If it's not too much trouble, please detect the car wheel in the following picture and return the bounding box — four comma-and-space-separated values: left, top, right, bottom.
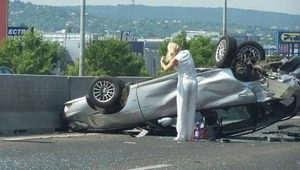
88, 76, 124, 108
232, 41, 265, 82
237, 41, 265, 64
214, 35, 237, 68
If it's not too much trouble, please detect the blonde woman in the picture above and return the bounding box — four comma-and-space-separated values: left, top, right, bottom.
160, 42, 198, 141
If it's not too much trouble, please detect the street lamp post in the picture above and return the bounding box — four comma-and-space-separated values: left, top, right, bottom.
79, 0, 86, 76
223, 0, 227, 35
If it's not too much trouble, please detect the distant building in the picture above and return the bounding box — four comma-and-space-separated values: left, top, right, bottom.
140, 38, 165, 76
247, 34, 261, 42
230, 34, 262, 44
43, 32, 95, 67
43, 32, 94, 43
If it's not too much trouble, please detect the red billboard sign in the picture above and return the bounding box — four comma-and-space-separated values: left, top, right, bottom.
0, 0, 8, 44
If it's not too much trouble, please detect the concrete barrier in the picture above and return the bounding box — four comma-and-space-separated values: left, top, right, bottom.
0, 74, 150, 136
68, 76, 96, 99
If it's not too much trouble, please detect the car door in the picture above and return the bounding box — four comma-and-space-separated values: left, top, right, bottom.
136, 73, 178, 121
195, 68, 257, 110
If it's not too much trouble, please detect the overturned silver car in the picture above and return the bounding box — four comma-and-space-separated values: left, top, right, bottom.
63, 35, 300, 138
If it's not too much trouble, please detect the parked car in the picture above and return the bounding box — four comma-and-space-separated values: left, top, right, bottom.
63, 35, 300, 138
0, 66, 14, 74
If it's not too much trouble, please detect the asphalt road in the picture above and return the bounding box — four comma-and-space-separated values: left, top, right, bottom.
0, 119, 299, 170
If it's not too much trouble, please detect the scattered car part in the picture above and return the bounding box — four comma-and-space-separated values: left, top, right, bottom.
158, 117, 173, 127
280, 56, 300, 75
69, 121, 89, 132
262, 130, 300, 141
277, 123, 300, 130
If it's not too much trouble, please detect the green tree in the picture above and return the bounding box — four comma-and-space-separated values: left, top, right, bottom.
0, 33, 64, 74
66, 39, 148, 76
65, 58, 85, 76
158, 31, 189, 56
158, 31, 216, 76
173, 31, 190, 50
189, 36, 216, 67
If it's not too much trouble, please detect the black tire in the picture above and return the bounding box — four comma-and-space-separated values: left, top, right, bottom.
104, 102, 124, 114
88, 76, 124, 108
215, 35, 237, 68
237, 41, 265, 64
232, 41, 266, 82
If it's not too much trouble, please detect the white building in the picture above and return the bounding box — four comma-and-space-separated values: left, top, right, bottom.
140, 38, 165, 76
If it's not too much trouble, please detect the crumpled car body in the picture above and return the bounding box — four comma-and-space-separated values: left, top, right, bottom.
63, 67, 300, 136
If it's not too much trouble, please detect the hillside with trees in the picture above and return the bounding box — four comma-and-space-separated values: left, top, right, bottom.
8, 0, 300, 39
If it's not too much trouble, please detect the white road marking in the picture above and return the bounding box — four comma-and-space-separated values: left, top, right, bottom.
128, 164, 172, 170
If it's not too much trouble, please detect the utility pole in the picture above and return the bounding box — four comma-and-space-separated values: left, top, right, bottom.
79, 0, 86, 76
223, 0, 227, 35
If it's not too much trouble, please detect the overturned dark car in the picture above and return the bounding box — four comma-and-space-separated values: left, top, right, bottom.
63, 35, 300, 139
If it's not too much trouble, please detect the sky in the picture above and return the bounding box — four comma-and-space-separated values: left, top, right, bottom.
19, 0, 300, 15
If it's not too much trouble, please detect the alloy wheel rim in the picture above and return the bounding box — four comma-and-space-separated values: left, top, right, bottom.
215, 40, 226, 62
93, 80, 115, 102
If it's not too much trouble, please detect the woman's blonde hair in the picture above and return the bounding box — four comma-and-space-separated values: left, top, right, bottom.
165, 42, 181, 62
